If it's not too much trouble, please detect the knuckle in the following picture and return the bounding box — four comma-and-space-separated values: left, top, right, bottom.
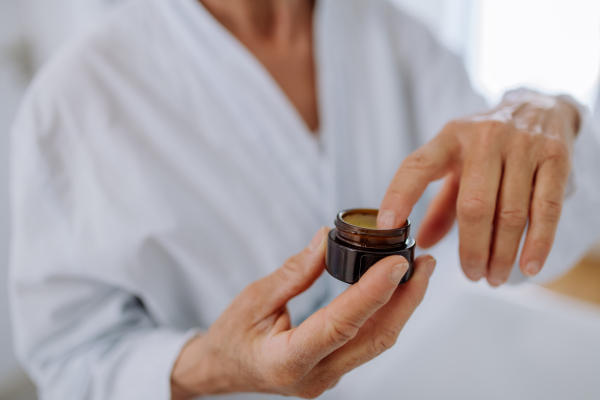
284, 254, 304, 274
442, 120, 462, 135
241, 281, 261, 302
372, 326, 400, 355
512, 129, 536, 149
528, 236, 553, 252
458, 196, 492, 222
277, 256, 305, 287
401, 151, 435, 172
444, 119, 460, 130
543, 139, 569, 165
534, 198, 562, 224
489, 120, 508, 131
481, 120, 508, 139
497, 207, 529, 229
327, 311, 361, 345
276, 264, 294, 284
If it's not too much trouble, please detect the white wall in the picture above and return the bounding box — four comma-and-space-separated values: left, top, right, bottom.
473, 0, 600, 105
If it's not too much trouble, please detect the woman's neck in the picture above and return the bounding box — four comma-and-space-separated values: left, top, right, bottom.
199, 0, 320, 133
199, 0, 314, 42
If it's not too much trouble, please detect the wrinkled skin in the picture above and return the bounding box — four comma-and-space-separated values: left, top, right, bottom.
378, 89, 579, 286
171, 228, 436, 399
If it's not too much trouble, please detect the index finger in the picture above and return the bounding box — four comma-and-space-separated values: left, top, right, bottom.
378, 132, 459, 229
286, 255, 409, 364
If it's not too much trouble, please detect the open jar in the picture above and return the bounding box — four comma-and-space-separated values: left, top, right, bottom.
326, 209, 415, 284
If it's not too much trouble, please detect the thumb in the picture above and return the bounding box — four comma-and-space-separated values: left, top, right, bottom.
254, 227, 329, 317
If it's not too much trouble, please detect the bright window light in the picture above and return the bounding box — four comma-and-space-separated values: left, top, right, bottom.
473, 0, 600, 105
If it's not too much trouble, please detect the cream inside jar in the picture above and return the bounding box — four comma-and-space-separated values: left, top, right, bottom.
342, 212, 378, 230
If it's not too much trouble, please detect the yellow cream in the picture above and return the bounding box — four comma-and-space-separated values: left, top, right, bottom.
342, 213, 378, 229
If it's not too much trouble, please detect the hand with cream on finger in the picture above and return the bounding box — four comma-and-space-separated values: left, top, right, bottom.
378, 89, 580, 286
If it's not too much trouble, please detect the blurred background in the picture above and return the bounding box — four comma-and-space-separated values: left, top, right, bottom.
0, 0, 599, 399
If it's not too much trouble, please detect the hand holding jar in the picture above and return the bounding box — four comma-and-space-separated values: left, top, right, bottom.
171, 228, 436, 399
378, 89, 580, 286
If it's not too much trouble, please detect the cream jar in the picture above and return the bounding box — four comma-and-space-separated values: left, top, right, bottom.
326, 209, 415, 284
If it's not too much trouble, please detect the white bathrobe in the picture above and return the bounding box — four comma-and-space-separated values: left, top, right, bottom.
9, 0, 600, 399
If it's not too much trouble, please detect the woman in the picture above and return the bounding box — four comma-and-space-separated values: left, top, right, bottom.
10, 0, 600, 399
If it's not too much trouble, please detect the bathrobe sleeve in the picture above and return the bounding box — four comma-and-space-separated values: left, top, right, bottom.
390, 8, 600, 283
10, 77, 196, 400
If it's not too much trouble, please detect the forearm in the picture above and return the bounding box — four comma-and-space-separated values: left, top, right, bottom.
170, 329, 268, 399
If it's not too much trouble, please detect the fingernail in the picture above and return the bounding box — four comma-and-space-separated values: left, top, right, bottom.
462, 261, 486, 281
487, 277, 503, 287
425, 259, 436, 278
377, 211, 396, 230
309, 227, 325, 252
390, 262, 408, 284
524, 261, 541, 277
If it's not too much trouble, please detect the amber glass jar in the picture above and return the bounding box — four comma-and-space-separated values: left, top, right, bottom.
326, 209, 415, 284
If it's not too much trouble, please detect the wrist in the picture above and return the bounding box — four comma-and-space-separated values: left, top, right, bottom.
171, 333, 257, 399
171, 335, 205, 400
